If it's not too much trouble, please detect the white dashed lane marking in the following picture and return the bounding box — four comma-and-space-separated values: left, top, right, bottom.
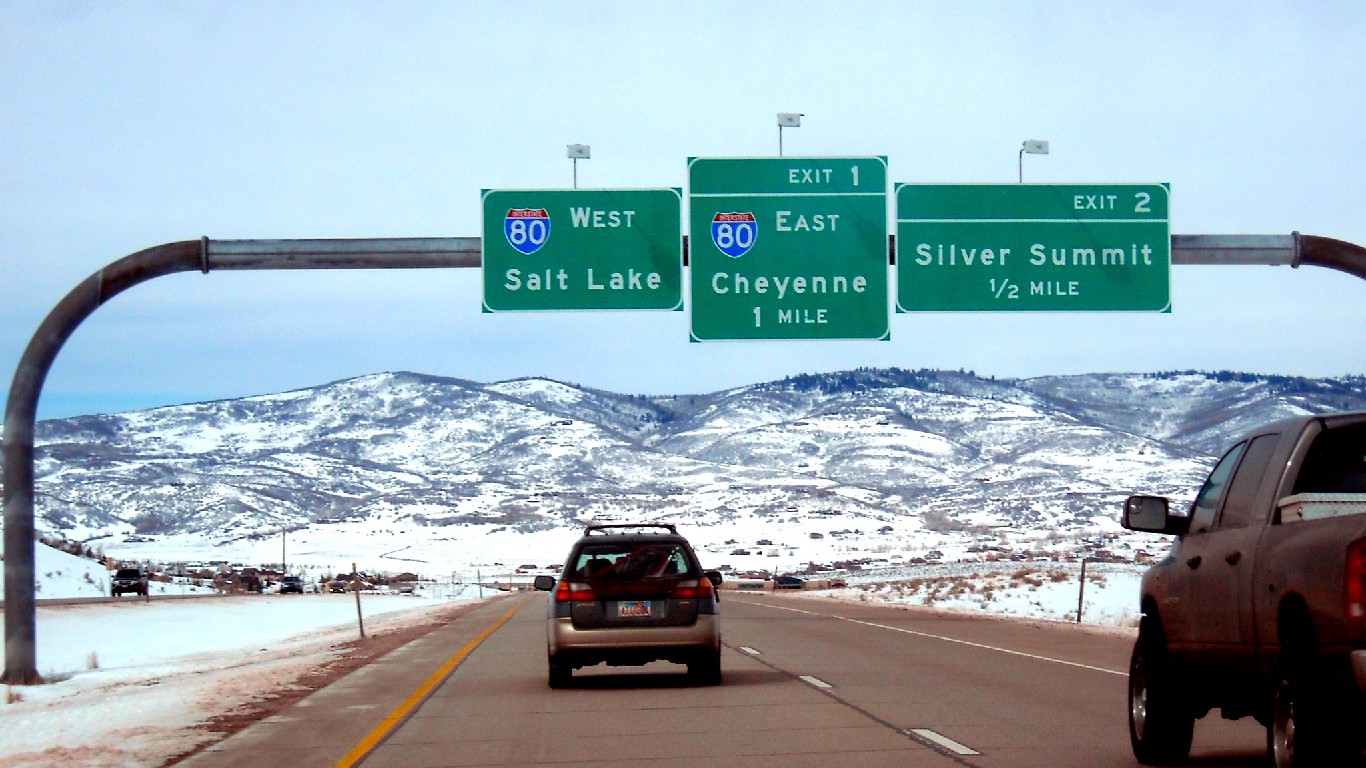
907, 728, 981, 756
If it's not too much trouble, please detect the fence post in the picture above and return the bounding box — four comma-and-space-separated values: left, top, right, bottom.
1076, 559, 1089, 623
352, 562, 365, 639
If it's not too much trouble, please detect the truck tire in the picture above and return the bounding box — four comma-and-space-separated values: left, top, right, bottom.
1269, 667, 1348, 768
1129, 637, 1194, 765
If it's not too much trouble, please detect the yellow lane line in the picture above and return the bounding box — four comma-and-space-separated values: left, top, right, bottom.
333, 598, 528, 768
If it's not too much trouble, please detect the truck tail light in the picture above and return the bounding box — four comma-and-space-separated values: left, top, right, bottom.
555, 580, 596, 603
1348, 539, 1366, 620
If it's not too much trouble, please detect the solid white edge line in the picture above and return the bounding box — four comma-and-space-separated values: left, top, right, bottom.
739, 599, 1125, 676
909, 728, 981, 756
739, 646, 761, 656
799, 675, 832, 689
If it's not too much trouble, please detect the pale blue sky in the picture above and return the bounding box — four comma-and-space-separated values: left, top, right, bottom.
3, 2, 1363, 420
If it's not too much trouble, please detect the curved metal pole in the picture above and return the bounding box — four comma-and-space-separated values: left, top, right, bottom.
1300, 234, 1366, 281
2, 232, 1359, 684
1169, 233, 1366, 280
4, 241, 203, 683
2, 237, 480, 684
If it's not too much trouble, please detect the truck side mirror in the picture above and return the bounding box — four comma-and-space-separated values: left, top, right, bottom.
533, 575, 556, 591
1123, 495, 1189, 535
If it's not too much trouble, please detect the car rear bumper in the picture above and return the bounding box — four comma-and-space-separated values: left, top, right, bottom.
1353, 649, 1366, 692
548, 615, 719, 656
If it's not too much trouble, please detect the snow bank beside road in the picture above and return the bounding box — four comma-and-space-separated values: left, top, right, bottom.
1, 543, 215, 600
34, 592, 475, 677
0, 589, 486, 767
795, 561, 1146, 628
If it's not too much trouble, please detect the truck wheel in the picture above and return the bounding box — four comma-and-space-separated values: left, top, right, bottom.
1129, 639, 1194, 765
1269, 669, 1347, 768
1270, 675, 1301, 768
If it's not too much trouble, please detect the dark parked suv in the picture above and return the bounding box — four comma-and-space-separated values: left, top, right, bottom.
110, 567, 148, 597
534, 524, 723, 688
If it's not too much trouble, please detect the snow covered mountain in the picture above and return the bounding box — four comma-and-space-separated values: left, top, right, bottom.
20, 369, 1366, 560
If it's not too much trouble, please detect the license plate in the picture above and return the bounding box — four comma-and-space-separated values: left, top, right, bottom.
618, 600, 651, 618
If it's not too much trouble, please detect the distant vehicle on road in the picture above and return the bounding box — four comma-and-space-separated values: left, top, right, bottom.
1122, 411, 1366, 767
279, 575, 305, 594
110, 567, 148, 597
534, 523, 723, 688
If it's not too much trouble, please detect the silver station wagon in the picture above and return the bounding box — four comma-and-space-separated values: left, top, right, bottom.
534, 524, 723, 688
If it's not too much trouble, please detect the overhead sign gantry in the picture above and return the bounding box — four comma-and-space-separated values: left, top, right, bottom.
5, 174, 1366, 684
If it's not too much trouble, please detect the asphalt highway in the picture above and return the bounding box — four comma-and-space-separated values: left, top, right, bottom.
183, 592, 1271, 768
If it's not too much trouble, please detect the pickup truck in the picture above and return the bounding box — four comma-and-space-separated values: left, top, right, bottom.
1121, 411, 1366, 767
110, 567, 149, 597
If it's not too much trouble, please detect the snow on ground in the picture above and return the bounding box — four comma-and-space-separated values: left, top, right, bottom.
0, 571, 487, 768
3, 545, 216, 601
792, 560, 1146, 628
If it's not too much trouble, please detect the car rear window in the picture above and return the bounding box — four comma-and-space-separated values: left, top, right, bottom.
570, 542, 695, 580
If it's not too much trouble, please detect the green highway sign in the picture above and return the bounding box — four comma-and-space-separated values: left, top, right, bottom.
481, 188, 682, 311
896, 184, 1170, 312
687, 157, 890, 341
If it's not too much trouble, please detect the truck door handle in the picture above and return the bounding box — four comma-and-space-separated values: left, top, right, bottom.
1224, 551, 1242, 566
1186, 555, 1202, 569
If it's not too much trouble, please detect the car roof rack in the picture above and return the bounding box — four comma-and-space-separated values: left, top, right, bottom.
583, 523, 678, 536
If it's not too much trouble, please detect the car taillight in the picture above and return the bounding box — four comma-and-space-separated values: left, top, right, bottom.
1348, 540, 1366, 620
555, 579, 597, 603
670, 578, 715, 600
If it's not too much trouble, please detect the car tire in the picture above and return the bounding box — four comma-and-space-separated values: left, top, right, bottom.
688, 650, 722, 686
548, 657, 571, 689
1129, 637, 1193, 765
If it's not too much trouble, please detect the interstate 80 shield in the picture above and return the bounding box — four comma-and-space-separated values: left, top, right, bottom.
504, 208, 551, 255
711, 212, 757, 258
